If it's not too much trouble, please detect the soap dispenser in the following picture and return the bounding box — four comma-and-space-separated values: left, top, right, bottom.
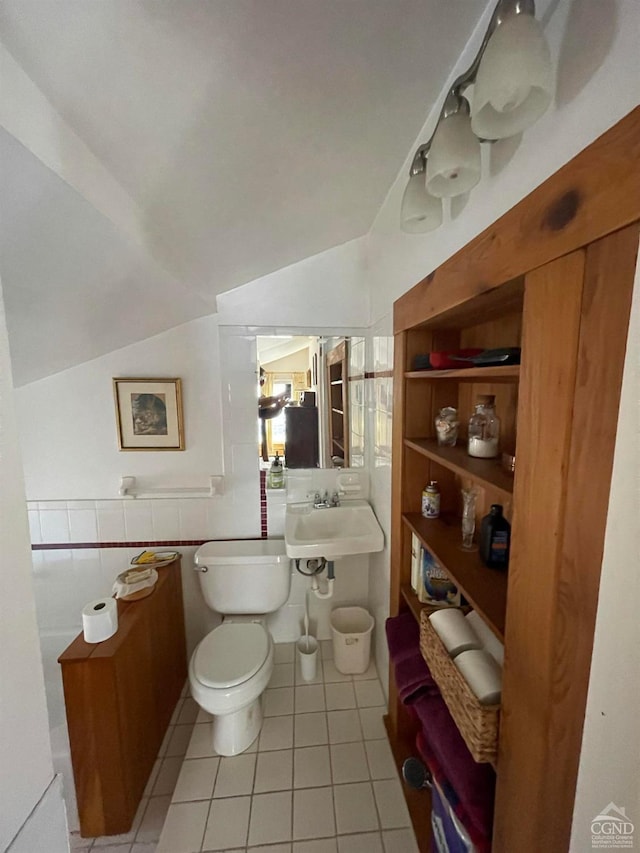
268, 453, 284, 489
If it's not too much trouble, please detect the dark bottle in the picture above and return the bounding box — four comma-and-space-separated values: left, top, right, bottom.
479, 504, 511, 570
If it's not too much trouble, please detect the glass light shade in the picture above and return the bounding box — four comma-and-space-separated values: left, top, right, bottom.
400, 173, 443, 233
471, 13, 554, 140
425, 112, 481, 199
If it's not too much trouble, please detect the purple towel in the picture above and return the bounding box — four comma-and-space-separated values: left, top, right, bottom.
413, 692, 495, 840
385, 611, 420, 665
395, 653, 439, 704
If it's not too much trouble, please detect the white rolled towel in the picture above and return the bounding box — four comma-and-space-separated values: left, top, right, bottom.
428, 608, 482, 658
466, 610, 505, 667
454, 649, 502, 705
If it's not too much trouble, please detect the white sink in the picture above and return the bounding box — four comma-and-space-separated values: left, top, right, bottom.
285, 499, 384, 559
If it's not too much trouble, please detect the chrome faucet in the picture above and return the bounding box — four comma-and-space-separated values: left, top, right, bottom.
313, 490, 341, 509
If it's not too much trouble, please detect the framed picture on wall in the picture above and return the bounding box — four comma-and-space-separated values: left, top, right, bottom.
113, 378, 185, 451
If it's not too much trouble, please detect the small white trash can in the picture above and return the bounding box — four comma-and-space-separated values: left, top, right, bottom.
330, 606, 374, 674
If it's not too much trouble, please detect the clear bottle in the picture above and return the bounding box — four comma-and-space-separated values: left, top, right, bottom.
467, 395, 500, 458
435, 406, 459, 446
268, 453, 284, 489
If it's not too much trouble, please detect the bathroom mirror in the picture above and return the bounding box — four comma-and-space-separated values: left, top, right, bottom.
256, 335, 354, 470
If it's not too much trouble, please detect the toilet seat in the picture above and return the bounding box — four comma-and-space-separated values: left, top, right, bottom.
193, 622, 269, 689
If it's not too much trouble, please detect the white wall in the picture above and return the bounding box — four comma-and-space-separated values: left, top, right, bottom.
569, 245, 640, 850
0, 279, 68, 852
16, 315, 224, 500
216, 237, 369, 328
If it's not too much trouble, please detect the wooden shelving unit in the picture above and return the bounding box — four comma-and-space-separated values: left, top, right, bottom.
405, 365, 520, 382
403, 513, 508, 639
325, 339, 349, 466
386, 111, 640, 853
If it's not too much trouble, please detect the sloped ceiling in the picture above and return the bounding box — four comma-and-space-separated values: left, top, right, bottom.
0, 0, 486, 384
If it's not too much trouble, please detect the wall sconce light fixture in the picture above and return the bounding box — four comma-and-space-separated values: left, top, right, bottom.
400, 0, 554, 233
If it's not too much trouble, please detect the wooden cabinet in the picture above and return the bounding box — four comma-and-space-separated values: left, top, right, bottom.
325, 339, 349, 466
386, 109, 640, 853
59, 557, 187, 838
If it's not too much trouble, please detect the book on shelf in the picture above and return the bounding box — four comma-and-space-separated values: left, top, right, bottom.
417, 545, 461, 608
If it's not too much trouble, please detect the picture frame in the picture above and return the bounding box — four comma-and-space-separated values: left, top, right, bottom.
113, 378, 185, 451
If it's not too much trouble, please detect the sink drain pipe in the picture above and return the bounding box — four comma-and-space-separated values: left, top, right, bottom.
294, 557, 335, 599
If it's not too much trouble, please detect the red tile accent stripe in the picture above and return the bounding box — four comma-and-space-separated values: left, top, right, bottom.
32, 537, 263, 551
260, 470, 268, 539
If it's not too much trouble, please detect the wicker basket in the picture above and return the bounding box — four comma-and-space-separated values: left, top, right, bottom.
419, 608, 500, 764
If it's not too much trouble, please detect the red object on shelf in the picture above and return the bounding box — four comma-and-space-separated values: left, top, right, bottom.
428, 349, 484, 370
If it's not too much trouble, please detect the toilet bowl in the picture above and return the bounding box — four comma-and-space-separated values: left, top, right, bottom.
189, 618, 275, 756
189, 539, 291, 756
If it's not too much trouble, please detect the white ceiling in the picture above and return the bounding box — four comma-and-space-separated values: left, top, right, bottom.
0, 0, 486, 383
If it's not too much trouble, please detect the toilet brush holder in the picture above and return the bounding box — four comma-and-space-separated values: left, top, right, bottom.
297, 635, 319, 682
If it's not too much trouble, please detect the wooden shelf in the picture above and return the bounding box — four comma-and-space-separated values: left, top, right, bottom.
330, 379, 343, 386
403, 512, 507, 640
400, 583, 425, 623
405, 365, 520, 381
331, 407, 344, 415
404, 438, 514, 501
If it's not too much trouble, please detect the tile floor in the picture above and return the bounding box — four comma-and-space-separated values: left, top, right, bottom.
69, 641, 418, 853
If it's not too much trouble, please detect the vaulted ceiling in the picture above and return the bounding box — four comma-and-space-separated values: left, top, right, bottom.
0, 0, 487, 384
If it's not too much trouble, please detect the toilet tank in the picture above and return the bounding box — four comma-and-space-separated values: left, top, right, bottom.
194, 539, 291, 614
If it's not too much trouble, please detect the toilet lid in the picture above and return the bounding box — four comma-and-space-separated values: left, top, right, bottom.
194, 622, 269, 689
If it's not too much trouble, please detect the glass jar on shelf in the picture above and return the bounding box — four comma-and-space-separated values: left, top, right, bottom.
467, 394, 500, 458
435, 406, 459, 447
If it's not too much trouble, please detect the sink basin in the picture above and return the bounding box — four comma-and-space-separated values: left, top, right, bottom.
285, 499, 384, 559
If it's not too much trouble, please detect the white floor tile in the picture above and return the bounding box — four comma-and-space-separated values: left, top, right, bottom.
294, 712, 328, 747
325, 682, 356, 711
327, 710, 362, 744
131, 843, 158, 853
136, 795, 172, 843
248, 791, 293, 846
292, 786, 335, 840
358, 707, 387, 740
338, 832, 384, 853
352, 662, 379, 682
320, 640, 334, 660
186, 723, 217, 759
322, 660, 352, 683
264, 687, 295, 716
294, 745, 331, 789
177, 697, 200, 725
165, 724, 195, 757
295, 684, 326, 713
333, 782, 379, 835
259, 714, 294, 751
382, 828, 419, 853
250, 845, 292, 853
202, 795, 251, 851
254, 749, 294, 793
91, 845, 130, 853
293, 839, 338, 852
330, 741, 369, 784
172, 757, 219, 802
143, 759, 162, 797
171, 697, 185, 725
354, 680, 385, 708
156, 800, 209, 853
274, 642, 296, 664
365, 739, 397, 780
213, 753, 256, 798
372, 780, 411, 829
153, 755, 185, 796
270, 662, 296, 688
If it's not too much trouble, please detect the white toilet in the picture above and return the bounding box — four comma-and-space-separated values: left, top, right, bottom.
189, 539, 291, 756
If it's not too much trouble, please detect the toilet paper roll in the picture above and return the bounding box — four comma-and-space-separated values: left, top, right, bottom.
454, 649, 502, 705
428, 608, 482, 658
466, 610, 505, 667
82, 597, 118, 643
